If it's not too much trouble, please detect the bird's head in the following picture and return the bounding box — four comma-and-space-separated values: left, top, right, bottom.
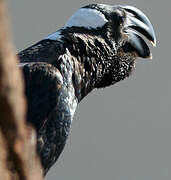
56, 4, 156, 89
65, 4, 156, 57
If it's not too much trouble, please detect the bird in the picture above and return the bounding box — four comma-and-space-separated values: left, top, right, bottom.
18, 4, 156, 175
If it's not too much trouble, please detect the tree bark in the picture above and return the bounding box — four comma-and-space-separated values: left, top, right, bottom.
0, 0, 43, 179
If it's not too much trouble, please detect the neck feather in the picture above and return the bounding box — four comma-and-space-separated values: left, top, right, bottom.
54, 31, 135, 102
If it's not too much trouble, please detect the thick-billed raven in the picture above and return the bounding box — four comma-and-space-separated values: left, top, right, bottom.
18, 4, 156, 174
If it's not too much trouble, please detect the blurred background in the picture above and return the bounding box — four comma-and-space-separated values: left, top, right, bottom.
8, 0, 171, 180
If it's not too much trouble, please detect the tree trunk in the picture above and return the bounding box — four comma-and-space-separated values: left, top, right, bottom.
0, 0, 43, 179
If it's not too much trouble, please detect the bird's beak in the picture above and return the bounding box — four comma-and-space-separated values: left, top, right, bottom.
120, 5, 156, 59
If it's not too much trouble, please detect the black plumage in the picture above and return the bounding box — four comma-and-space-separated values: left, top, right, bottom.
18, 4, 156, 174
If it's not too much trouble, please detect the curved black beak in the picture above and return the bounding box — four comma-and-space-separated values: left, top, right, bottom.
120, 5, 156, 58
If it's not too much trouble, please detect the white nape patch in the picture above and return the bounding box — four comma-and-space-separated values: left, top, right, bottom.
18, 62, 29, 67
65, 8, 108, 29
44, 30, 63, 41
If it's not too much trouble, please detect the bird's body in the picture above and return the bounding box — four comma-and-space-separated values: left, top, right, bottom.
18, 4, 156, 174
